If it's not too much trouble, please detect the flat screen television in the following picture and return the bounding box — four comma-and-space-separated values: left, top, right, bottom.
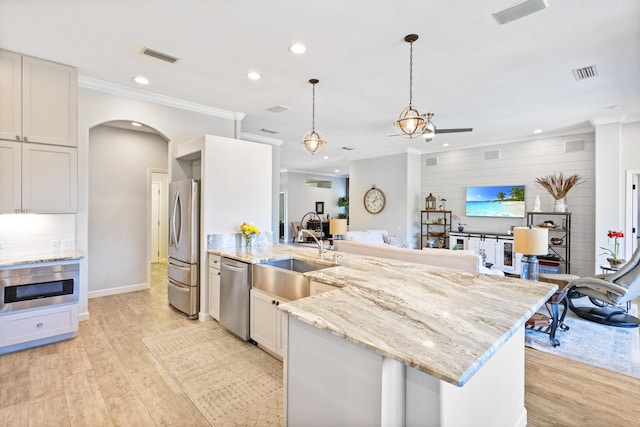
466, 185, 525, 217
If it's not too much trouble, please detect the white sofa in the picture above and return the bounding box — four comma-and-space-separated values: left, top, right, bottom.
336, 232, 502, 275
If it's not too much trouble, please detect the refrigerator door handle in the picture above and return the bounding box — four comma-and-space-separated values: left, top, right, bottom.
171, 189, 182, 248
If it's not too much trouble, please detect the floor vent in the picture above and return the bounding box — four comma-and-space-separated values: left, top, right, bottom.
425, 156, 438, 166
564, 140, 586, 153
484, 149, 501, 160
141, 47, 179, 64
572, 65, 598, 81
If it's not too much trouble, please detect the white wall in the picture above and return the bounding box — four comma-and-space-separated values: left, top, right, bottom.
151, 171, 169, 262
421, 133, 596, 277
77, 88, 236, 319
349, 152, 420, 246
88, 125, 167, 294
282, 171, 347, 241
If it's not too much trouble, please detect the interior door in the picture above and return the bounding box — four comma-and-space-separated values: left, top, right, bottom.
151, 182, 160, 263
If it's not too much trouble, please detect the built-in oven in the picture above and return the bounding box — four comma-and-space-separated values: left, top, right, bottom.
0, 263, 79, 313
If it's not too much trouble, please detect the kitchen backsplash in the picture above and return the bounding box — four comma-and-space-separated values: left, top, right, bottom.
207, 231, 273, 250
0, 214, 75, 255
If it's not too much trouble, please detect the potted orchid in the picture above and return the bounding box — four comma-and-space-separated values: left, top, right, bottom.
452, 214, 467, 232
600, 230, 625, 266
240, 222, 259, 247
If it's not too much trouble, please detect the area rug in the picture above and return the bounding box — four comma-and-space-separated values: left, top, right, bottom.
525, 301, 640, 379
142, 322, 283, 426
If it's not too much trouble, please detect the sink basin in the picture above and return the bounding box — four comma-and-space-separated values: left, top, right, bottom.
253, 258, 334, 301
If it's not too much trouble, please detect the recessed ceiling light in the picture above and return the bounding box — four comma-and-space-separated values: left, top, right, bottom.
335, 169, 340, 173
533, 129, 543, 134
323, 156, 329, 160
131, 122, 142, 127
289, 43, 306, 54
442, 143, 449, 147
132, 75, 149, 85
247, 71, 261, 80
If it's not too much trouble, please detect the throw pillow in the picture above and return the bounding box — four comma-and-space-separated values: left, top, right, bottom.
383, 233, 406, 248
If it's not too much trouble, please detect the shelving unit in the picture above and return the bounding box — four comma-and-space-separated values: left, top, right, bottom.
420, 210, 452, 249
526, 212, 571, 274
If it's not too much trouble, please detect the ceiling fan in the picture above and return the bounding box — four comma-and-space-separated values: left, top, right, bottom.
391, 34, 472, 142
390, 112, 473, 142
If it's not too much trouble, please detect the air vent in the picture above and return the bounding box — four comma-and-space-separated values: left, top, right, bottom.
484, 149, 501, 160
425, 157, 438, 166
141, 47, 179, 64
492, 0, 548, 25
260, 128, 278, 134
564, 140, 585, 153
341, 146, 355, 151
572, 65, 598, 81
267, 105, 289, 113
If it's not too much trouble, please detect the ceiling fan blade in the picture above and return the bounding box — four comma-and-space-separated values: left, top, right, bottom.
434, 128, 473, 134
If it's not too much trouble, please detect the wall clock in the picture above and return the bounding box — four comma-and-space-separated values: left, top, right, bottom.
364, 186, 386, 214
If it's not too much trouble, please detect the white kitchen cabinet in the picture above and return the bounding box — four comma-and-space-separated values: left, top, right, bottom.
0, 49, 77, 147
0, 140, 77, 213
0, 303, 78, 353
310, 280, 339, 295
208, 254, 221, 321
250, 288, 286, 356
450, 232, 521, 274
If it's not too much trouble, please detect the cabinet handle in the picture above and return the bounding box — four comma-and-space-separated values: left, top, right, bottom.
271, 300, 276, 305
276, 301, 280, 306
36, 323, 44, 328
23, 136, 28, 142
22, 209, 28, 213
16, 135, 20, 141
15, 209, 20, 213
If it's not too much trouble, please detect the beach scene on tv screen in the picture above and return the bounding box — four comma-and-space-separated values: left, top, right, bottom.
466, 185, 525, 217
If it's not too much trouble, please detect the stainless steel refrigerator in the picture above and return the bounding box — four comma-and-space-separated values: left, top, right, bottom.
168, 179, 199, 319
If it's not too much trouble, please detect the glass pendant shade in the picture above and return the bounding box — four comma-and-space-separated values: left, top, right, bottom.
394, 105, 426, 138
422, 115, 436, 142
301, 129, 326, 155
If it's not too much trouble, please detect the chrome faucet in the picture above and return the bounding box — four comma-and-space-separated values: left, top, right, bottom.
298, 229, 328, 260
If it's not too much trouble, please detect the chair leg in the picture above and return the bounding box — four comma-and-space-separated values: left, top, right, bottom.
567, 288, 640, 328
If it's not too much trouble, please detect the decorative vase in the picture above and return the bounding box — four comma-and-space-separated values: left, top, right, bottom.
244, 235, 253, 248
607, 257, 625, 267
533, 195, 541, 212
553, 197, 567, 212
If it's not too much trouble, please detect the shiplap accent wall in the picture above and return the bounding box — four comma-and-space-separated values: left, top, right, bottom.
420, 132, 595, 277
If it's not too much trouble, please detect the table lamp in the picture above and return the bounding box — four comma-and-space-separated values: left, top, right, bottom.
514, 226, 548, 281
329, 219, 348, 240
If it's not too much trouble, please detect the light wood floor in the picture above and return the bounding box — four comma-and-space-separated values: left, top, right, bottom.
1, 264, 639, 426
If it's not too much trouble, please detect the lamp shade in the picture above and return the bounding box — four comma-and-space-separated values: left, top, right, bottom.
514, 227, 548, 255
329, 219, 348, 235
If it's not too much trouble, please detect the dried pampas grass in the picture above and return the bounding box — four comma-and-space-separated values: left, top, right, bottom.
535, 172, 584, 200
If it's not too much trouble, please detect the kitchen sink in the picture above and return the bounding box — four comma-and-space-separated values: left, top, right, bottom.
252, 258, 334, 301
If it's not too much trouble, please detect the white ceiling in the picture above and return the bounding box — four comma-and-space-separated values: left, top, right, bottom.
1, 0, 639, 176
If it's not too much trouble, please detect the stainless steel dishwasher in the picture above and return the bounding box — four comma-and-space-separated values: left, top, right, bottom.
219, 257, 251, 340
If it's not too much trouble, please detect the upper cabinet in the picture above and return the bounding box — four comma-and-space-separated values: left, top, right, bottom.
0, 50, 78, 147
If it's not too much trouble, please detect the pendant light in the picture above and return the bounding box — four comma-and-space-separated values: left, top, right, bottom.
394, 34, 427, 138
301, 78, 326, 155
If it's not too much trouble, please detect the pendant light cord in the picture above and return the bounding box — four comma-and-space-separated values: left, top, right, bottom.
311, 82, 316, 131
409, 40, 414, 108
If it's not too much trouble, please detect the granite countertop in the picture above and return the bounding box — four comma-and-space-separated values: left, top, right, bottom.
0, 250, 84, 268
208, 244, 556, 387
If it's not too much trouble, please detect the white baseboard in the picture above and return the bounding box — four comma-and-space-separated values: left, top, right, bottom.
88, 282, 149, 299
79, 311, 90, 321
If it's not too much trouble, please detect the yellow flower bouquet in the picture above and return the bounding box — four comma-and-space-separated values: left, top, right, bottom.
240, 222, 259, 246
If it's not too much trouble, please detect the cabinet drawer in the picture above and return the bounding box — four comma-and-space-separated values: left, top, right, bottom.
0, 303, 78, 346
209, 254, 221, 270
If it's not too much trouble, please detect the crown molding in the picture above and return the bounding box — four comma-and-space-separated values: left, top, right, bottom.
78, 75, 245, 121
239, 132, 284, 146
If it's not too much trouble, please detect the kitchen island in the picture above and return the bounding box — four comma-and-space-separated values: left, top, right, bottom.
208, 244, 556, 426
